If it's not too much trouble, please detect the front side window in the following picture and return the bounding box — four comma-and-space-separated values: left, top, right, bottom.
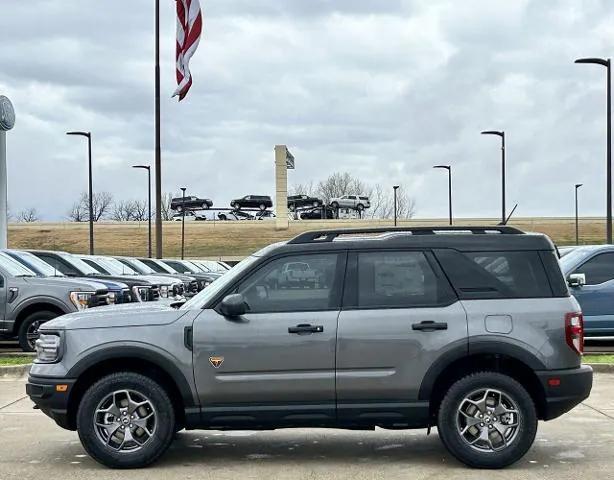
575, 252, 614, 285
357, 251, 454, 308
235, 253, 342, 313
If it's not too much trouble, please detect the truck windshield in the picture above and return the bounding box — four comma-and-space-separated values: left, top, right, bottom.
0, 252, 37, 277
60, 253, 101, 275
12, 251, 65, 277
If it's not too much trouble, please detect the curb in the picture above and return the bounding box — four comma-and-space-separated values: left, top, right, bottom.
0, 364, 31, 379
587, 363, 614, 373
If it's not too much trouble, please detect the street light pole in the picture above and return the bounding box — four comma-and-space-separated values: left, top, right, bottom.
433, 165, 452, 225
575, 183, 583, 245
575, 57, 612, 243
180, 187, 186, 260
393, 185, 399, 226
481, 130, 505, 224
67, 131, 94, 254
132, 165, 152, 258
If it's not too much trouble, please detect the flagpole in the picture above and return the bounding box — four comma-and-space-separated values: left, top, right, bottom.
154, 0, 163, 258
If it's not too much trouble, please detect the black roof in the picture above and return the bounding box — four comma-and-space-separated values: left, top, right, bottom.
271, 226, 554, 254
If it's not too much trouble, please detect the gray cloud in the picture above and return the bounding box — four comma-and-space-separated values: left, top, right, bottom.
1, 0, 613, 221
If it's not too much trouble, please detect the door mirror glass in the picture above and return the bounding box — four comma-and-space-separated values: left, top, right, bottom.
568, 273, 586, 288
219, 293, 248, 317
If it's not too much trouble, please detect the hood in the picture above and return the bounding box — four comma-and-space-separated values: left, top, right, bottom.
83, 275, 155, 288
40, 302, 187, 330
22, 276, 108, 292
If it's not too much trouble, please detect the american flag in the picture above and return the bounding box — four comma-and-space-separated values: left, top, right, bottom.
173, 0, 203, 101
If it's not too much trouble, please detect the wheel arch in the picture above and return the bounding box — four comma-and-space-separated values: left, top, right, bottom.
420, 344, 547, 420
13, 299, 69, 334
65, 346, 197, 430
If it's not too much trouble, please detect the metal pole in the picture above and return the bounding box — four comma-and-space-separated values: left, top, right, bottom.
607, 60, 612, 243
87, 133, 94, 255
448, 167, 453, 225
575, 184, 582, 245
154, 0, 163, 258
0, 132, 7, 249
181, 187, 186, 260
501, 132, 506, 225
147, 167, 152, 257
393, 187, 398, 226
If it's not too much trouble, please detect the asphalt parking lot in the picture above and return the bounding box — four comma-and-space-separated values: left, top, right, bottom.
0, 374, 612, 480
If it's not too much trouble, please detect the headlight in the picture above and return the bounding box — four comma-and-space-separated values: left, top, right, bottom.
132, 286, 151, 302
69, 291, 94, 311
106, 292, 116, 305
35, 333, 61, 363
159, 285, 169, 298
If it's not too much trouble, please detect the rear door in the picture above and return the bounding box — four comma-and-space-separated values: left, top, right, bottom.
336, 250, 466, 427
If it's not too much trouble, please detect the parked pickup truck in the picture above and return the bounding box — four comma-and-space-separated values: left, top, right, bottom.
0, 251, 112, 351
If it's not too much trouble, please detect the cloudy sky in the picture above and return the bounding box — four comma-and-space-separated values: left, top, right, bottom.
1, 0, 614, 220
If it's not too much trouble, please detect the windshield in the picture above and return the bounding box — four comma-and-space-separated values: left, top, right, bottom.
559, 247, 594, 275
0, 252, 37, 277
11, 251, 65, 277
96, 257, 137, 275
121, 258, 156, 275
180, 255, 260, 310
60, 253, 100, 275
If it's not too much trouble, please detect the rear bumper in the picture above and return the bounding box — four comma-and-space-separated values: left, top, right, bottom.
26, 376, 77, 430
536, 365, 593, 420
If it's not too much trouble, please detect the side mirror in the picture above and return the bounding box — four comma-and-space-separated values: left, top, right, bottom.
219, 293, 248, 317
568, 273, 586, 288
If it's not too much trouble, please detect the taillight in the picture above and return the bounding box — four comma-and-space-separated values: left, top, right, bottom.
565, 312, 584, 355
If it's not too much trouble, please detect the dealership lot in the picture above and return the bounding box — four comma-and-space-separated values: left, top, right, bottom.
0, 374, 612, 480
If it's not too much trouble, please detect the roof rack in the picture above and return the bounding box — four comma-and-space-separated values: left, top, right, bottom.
287, 226, 524, 244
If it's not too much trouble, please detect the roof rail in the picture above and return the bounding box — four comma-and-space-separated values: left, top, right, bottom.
287, 226, 524, 244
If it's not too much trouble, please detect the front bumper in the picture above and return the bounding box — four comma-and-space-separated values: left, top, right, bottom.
536, 365, 593, 420
26, 376, 77, 430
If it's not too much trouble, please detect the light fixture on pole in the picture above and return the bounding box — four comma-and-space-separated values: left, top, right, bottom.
180, 187, 187, 260
433, 165, 452, 225
66, 130, 94, 254
575, 57, 612, 243
481, 130, 506, 224
575, 183, 583, 245
393, 185, 400, 226
132, 165, 152, 258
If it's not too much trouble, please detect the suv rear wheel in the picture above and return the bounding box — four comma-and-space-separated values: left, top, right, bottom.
18, 310, 57, 352
437, 372, 537, 469
77, 372, 176, 469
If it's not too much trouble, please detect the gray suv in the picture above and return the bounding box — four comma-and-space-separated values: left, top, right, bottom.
0, 252, 111, 351
26, 226, 592, 469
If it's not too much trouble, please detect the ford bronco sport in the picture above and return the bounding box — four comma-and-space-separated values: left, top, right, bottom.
26, 226, 592, 469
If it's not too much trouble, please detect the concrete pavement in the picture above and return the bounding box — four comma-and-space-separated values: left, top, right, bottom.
1, 374, 613, 480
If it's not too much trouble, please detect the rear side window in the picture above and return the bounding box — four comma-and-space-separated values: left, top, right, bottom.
356, 251, 456, 308
435, 249, 552, 299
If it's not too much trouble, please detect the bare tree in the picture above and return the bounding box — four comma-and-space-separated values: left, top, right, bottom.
366, 184, 416, 220
315, 172, 368, 204
132, 200, 149, 221
158, 193, 175, 221
67, 192, 114, 222
290, 180, 316, 196
112, 200, 136, 221
17, 207, 39, 223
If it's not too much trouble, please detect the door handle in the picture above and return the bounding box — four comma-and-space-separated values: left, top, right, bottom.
288, 324, 324, 334
412, 321, 448, 332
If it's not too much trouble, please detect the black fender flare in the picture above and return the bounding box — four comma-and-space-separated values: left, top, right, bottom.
418, 337, 547, 401
66, 344, 197, 407
13, 296, 72, 321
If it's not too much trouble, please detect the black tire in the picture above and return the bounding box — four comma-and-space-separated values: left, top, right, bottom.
18, 310, 58, 352
331, 202, 339, 209
76, 372, 176, 469
176, 205, 183, 212
437, 371, 537, 469
202, 203, 208, 210
356, 203, 365, 211
313, 201, 320, 207
259, 204, 266, 211
289, 204, 295, 212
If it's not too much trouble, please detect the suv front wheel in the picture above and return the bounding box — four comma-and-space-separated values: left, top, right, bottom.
77, 372, 176, 469
437, 372, 537, 469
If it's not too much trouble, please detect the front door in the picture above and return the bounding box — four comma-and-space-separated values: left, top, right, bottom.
570, 252, 614, 336
192, 251, 346, 427
336, 250, 467, 427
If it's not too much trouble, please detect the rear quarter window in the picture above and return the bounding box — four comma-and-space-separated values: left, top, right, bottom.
435, 249, 553, 299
